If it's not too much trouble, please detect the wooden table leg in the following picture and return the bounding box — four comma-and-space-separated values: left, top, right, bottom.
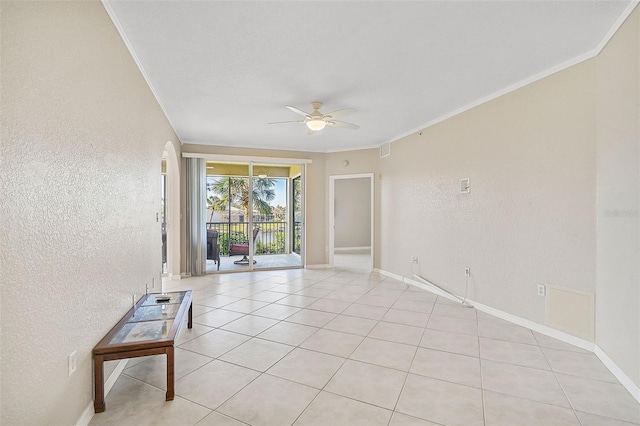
187, 302, 192, 329
166, 347, 175, 401
94, 355, 106, 413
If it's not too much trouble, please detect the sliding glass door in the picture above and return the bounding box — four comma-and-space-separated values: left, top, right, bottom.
204, 160, 304, 273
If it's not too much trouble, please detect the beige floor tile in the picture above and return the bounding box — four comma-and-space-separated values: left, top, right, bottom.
392, 299, 435, 314
285, 308, 337, 327
480, 337, 550, 370
294, 287, 333, 298
251, 303, 301, 320
220, 314, 279, 336
532, 331, 591, 353
324, 290, 362, 302
124, 347, 212, 390
247, 290, 288, 303
382, 309, 430, 328
258, 321, 319, 346
267, 348, 345, 388
350, 337, 417, 371
420, 328, 480, 357
542, 347, 618, 382
195, 411, 246, 426
356, 294, 398, 308
90, 375, 211, 426
482, 360, 571, 408
300, 329, 365, 357
306, 298, 351, 314
389, 412, 440, 425
483, 390, 580, 426
324, 314, 378, 336
311, 281, 346, 291
175, 323, 215, 346
396, 374, 484, 426
221, 299, 270, 314
576, 411, 640, 426
276, 294, 319, 307
294, 391, 392, 426
192, 304, 216, 317
218, 374, 319, 426
410, 347, 481, 388
197, 295, 242, 309
221, 288, 256, 298
366, 288, 404, 298
369, 321, 424, 346
427, 314, 478, 336
399, 290, 438, 302
478, 321, 536, 345
431, 303, 478, 320
178, 329, 250, 358
219, 338, 294, 372
325, 360, 407, 410
557, 373, 640, 424
342, 303, 389, 320
193, 309, 245, 328
175, 360, 259, 409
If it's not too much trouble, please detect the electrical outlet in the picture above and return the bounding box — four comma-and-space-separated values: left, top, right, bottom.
537, 284, 546, 297
465, 267, 471, 277
68, 350, 77, 377
411, 256, 418, 264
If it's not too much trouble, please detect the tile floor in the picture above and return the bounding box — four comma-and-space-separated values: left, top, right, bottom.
90, 268, 640, 426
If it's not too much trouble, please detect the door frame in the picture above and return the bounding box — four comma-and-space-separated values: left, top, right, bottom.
329, 173, 374, 271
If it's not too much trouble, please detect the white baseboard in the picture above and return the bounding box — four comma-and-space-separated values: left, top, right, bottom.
594, 345, 640, 403
306, 264, 331, 269
76, 359, 129, 426
334, 246, 371, 253
377, 268, 639, 403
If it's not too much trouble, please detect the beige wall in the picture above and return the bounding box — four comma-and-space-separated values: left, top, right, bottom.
595, 7, 640, 387
334, 178, 371, 248
0, 2, 180, 424
379, 58, 597, 324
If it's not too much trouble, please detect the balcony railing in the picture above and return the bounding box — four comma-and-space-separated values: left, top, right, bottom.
207, 221, 300, 256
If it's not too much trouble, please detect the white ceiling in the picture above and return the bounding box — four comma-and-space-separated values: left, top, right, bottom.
104, 1, 632, 153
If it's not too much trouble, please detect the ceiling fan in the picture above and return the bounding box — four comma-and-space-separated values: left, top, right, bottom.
269, 101, 359, 135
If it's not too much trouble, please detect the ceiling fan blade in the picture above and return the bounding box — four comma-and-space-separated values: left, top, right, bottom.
324, 108, 356, 119
268, 120, 304, 125
286, 105, 311, 118
327, 120, 360, 129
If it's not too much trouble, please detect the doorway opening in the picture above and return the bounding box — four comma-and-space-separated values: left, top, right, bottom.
204, 160, 305, 272
329, 173, 374, 271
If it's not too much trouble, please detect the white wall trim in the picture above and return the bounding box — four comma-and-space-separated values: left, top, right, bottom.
377, 268, 639, 402
306, 264, 331, 269
594, 345, 640, 403
334, 246, 372, 253
181, 152, 312, 164
384, 1, 640, 147
101, 1, 181, 140
76, 403, 94, 426
594, 1, 640, 55
76, 359, 129, 426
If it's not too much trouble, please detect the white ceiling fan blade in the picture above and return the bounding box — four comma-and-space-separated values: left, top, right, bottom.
268, 120, 304, 125
327, 120, 359, 129
286, 105, 311, 118
324, 108, 356, 119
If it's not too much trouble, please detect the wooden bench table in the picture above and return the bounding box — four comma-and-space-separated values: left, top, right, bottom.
93, 290, 192, 413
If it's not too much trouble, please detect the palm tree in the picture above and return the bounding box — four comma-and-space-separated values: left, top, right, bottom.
207, 177, 276, 216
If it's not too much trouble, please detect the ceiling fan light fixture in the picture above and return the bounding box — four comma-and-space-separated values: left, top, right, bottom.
306, 119, 326, 131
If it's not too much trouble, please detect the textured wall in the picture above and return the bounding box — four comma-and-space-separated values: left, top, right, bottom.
595, 6, 640, 387
0, 2, 179, 424
378, 59, 597, 325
